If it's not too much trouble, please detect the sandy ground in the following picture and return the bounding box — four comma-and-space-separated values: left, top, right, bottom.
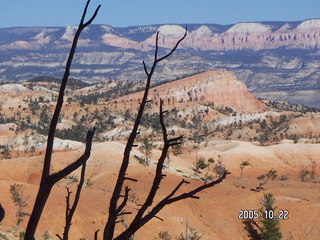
1, 140, 320, 239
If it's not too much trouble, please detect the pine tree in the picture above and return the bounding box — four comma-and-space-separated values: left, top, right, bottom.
260, 193, 282, 240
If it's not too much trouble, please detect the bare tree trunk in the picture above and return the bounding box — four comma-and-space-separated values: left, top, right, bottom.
103, 30, 187, 240
24, 1, 100, 239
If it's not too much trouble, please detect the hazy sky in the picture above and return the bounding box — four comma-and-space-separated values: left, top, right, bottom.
1, 0, 320, 28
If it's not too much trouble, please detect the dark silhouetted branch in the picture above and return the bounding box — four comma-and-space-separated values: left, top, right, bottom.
118, 212, 132, 217
103, 26, 187, 240
125, 100, 184, 231
94, 230, 100, 240
154, 216, 164, 222
116, 187, 131, 215
124, 177, 138, 182
114, 99, 228, 239
49, 129, 95, 184
24, 1, 100, 239
58, 161, 87, 240
56, 234, 63, 240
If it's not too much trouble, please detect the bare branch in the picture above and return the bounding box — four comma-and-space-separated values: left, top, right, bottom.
115, 172, 227, 239
110, 29, 189, 240
105, 22, 186, 240
142, 61, 149, 75
59, 161, 87, 240
49, 128, 95, 184
118, 211, 133, 217
190, 196, 200, 199
128, 100, 172, 225
80, 1, 101, 29
124, 177, 138, 182
157, 27, 187, 62
116, 187, 131, 214
166, 179, 190, 199
94, 230, 99, 240
80, 0, 90, 25
25, 1, 99, 238
159, 100, 169, 144
154, 216, 164, 222
154, 32, 160, 62
56, 234, 63, 240
168, 135, 185, 144
167, 171, 228, 204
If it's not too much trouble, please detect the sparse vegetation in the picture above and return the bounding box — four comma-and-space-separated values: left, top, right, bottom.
154, 228, 202, 240
299, 167, 310, 182
85, 178, 93, 188
0, 145, 11, 159
240, 161, 250, 178
155, 231, 172, 240
256, 170, 278, 192
172, 143, 183, 156
40, 230, 51, 240
0, 233, 9, 240
67, 175, 79, 183
214, 160, 226, 177
278, 175, 288, 181
176, 228, 202, 240
299, 160, 318, 182
138, 136, 155, 166
193, 156, 209, 174
9, 184, 29, 231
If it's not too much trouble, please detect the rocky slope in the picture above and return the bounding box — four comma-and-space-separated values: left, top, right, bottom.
1, 68, 320, 238
115, 70, 268, 113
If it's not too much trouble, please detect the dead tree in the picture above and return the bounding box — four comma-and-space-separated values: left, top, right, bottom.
103, 30, 228, 240
24, 1, 100, 239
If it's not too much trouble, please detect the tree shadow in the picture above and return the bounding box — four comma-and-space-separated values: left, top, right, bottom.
243, 220, 260, 240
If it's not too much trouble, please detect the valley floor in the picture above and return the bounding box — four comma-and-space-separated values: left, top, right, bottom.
1, 140, 320, 239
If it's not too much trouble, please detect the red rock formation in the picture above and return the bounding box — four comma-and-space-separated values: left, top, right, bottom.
114, 70, 268, 113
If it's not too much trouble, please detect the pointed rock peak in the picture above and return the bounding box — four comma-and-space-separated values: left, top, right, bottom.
297, 19, 320, 29
191, 25, 212, 36
226, 22, 272, 33
157, 25, 186, 37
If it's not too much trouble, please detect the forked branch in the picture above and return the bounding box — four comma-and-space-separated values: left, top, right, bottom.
24, 1, 100, 239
